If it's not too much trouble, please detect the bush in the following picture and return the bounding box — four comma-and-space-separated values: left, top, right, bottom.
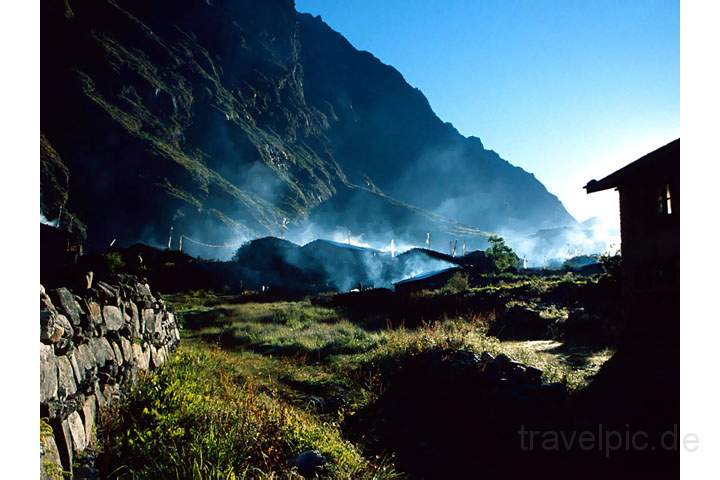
441, 272, 470, 294
105, 252, 125, 273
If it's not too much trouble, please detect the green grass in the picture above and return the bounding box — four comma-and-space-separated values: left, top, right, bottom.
99, 345, 399, 479
98, 296, 612, 477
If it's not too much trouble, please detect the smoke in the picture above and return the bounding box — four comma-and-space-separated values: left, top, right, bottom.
499, 216, 620, 268
41, 213, 58, 227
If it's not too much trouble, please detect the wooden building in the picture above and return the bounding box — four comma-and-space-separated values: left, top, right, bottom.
585, 139, 679, 330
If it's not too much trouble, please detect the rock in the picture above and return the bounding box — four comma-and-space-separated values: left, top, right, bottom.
120, 337, 133, 364
102, 305, 124, 331
480, 351, 495, 364
86, 301, 102, 328
69, 352, 83, 385
128, 302, 140, 337
59, 418, 74, 470
525, 366, 544, 384
40, 344, 58, 404
40, 286, 57, 313
494, 353, 513, 365
132, 342, 149, 370
81, 395, 97, 448
89, 337, 116, 369
293, 450, 326, 477
40, 429, 62, 480
67, 411, 87, 453
111, 342, 124, 366
136, 282, 153, 298
96, 281, 120, 301
54, 314, 73, 339
450, 350, 482, 369
150, 344, 162, 368
142, 309, 158, 333
52, 288, 83, 326
102, 383, 119, 404
40, 310, 64, 344
57, 355, 77, 397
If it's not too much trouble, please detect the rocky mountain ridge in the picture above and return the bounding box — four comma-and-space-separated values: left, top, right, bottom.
41, 0, 575, 255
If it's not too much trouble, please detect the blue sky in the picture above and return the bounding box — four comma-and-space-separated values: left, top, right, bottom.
296, 0, 679, 225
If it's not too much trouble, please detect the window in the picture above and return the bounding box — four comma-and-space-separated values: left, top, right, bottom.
657, 183, 672, 215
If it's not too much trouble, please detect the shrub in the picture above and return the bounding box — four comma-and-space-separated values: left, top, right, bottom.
105, 252, 126, 273
441, 272, 470, 294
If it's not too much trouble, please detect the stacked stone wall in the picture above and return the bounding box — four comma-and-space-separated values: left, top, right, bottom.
39, 275, 180, 478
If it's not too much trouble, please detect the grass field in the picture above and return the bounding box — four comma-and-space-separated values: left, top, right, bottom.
98, 294, 613, 478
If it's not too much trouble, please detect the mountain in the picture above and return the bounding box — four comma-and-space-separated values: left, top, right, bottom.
41, 0, 575, 256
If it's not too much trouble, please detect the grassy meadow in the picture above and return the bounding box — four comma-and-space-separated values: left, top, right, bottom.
97, 284, 613, 478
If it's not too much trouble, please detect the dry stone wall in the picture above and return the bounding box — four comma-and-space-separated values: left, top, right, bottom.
40, 275, 180, 478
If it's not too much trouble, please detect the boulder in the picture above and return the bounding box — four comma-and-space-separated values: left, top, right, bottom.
293, 450, 326, 477
102, 305, 124, 331
40, 344, 58, 404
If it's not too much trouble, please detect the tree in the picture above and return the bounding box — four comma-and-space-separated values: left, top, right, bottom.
485, 235, 520, 272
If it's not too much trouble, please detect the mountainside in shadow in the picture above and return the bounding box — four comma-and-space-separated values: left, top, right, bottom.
41, 0, 575, 256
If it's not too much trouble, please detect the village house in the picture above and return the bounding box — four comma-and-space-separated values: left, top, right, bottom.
585, 138, 679, 330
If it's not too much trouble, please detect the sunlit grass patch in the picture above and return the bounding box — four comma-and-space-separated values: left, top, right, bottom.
99, 345, 399, 479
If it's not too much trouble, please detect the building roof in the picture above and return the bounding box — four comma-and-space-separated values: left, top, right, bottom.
393, 266, 460, 286
584, 138, 679, 193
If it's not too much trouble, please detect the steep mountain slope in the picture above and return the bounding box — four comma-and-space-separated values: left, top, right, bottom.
41, 0, 575, 254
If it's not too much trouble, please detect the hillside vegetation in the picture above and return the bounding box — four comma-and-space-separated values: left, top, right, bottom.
41, 0, 574, 252
98, 278, 614, 477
